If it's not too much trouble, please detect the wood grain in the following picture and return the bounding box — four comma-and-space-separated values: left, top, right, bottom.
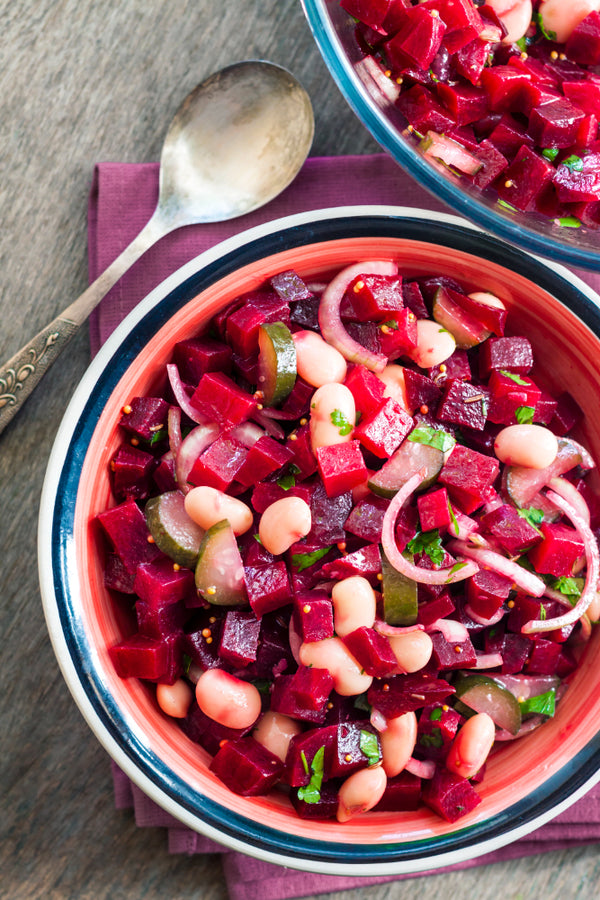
0, 1, 598, 898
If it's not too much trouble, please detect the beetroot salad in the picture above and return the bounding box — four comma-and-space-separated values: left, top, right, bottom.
97, 261, 600, 824
340, 0, 600, 228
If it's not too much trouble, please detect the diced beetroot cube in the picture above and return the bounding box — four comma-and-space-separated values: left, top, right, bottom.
418, 590, 456, 626
97, 498, 162, 577
436, 82, 488, 125
466, 569, 512, 620
284, 725, 338, 787
554, 152, 600, 203
344, 365, 386, 418
403, 280, 429, 319
225, 291, 290, 357
248, 612, 295, 680
550, 392, 584, 435
119, 397, 170, 442
277, 377, 314, 420
342, 627, 398, 677
135, 599, 185, 640
108, 633, 181, 683
320, 543, 381, 582
417, 487, 451, 532
172, 337, 232, 385
271, 666, 333, 723
286, 423, 318, 480
316, 441, 368, 498
235, 435, 293, 488
218, 610, 261, 667
428, 348, 471, 383
527, 523, 585, 577
180, 699, 250, 754
354, 398, 413, 458
453, 36, 494, 86
134, 557, 194, 606
190, 372, 256, 428
270, 269, 314, 303
344, 494, 390, 543
104, 552, 137, 593
486, 370, 541, 426
438, 445, 500, 514
244, 562, 292, 617
422, 766, 482, 822
480, 65, 530, 111
367, 674, 454, 717
566, 10, 600, 65
488, 113, 535, 161
376, 309, 418, 359
479, 335, 533, 378
395, 503, 419, 551
308, 481, 353, 544
184, 614, 224, 670
384, 6, 446, 71
495, 145, 555, 212
480, 504, 543, 556
396, 84, 457, 135
209, 737, 283, 796
291, 782, 339, 819
430, 631, 477, 669
525, 636, 562, 676
111, 444, 156, 501
340, 0, 395, 29
187, 431, 248, 491
288, 542, 338, 593
347, 273, 404, 321
153, 452, 177, 494
293, 591, 334, 642
415, 702, 462, 762
403, 369, 442, 414
533, 391, 558, 425
446, 288, 507, 337
290, 294, 320, 330
251, 481, 312, 515
330, 722, 381, 778
529, 98, 586, 149
507, 595, 573, 643
374, 771, 422, 811
436, 378, 488, 431
563, 79, 600, 116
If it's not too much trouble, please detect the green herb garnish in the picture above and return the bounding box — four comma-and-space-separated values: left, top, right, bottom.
419, 728, 444, 749
499, 370, 529, 385
555, 216, 582, 229
447, 499, 459, 535
429, 707, 443, 721
534, 11, 557, 41
519, 689, 556, 718
446, 561, 468, 580
561, 154, 583, 172
359, 730, 381, 766
407, 424, 456, 453
550, 576, 582, 602
330, 408, 353, 436
542, 148, 559, 162
277, 472, 296, 490
291, 546, 332, 572
518, 507, 544, 527
297, 745, 325, 804
407, 529, 445, 567
515, 405, 535, 425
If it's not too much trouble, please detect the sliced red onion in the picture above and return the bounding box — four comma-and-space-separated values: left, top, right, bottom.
464, 604, 505, 627
425, 618, 469, 643
542, 585, 575, 609
374, 618, 424, 637
252, 408, 286, 440
547, 476, 590, 525
167, 405, 182, 457
494, 716, 545, 741
166, 363, 207, 425
472, 652, 503, 669
175, 422, 220, 493
405, 757, 436, 779
447, 540, 546, 597
382, 471, 479, 585
448, 510, 479, 541
491, 673, 560, 701
318, 260, 397, 373
231, 421, 265, 448
567, 438, 596, 471
355, 55, 401, 103
521, 489, 599, 634
370, 707, 388, 733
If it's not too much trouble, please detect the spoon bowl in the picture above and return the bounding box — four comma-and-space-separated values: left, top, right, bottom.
0, 60, 314, 435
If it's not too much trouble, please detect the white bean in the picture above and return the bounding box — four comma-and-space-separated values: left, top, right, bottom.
299, 636, 373, 696
258, 496, 312, 555
446, 712, 496, 780
310, 382, 356, 450
408, 319, 457, 369
377, 364, 410, 410
486, 0, 533, 43
337, 765, 387, 822
184, 485, 253, 535
467, 291, 506, 311
494, 424, 558, 469
292, 330, 347, 387
253, 711, 302, 762
388, 630, 433, 674
156, 678, 193, 719
537, 0, 600, 43
195, 668, 262, 730
379, 711, 418, 778
331, 576, 377, 637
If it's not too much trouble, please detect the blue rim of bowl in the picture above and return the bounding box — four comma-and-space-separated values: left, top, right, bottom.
41, 209, 600, 873
301, 0, 600, 271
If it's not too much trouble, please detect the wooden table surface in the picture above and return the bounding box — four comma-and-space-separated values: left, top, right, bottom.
1, 1, 599, 898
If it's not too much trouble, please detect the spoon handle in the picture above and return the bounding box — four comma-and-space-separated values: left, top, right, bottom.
0, 214, 166, 436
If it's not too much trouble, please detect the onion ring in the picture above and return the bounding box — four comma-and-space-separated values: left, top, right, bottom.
447, 540, 546, 597
166, 363, 208, 425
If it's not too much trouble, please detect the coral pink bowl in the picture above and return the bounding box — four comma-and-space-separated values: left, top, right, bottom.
39, 207, 600, 875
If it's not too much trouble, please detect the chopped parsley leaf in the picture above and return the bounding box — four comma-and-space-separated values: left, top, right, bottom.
407, 424, 456, 453
291, 546, 332, 572
499, 370, 529, 385
359, 730, 381, 766
517, 507, 544, 527
297, 746, 325, 804
330, 408, 353, 436
407, 529, 445, 567
519, 688, 556, 718
515, 405, 535, 425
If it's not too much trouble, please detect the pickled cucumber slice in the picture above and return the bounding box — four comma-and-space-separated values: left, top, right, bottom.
368, 440, 444, 498
381, 550, 418, 626
145, 490, 205, 568
195, 519, 248, 606
454, 673, 522, 735
257, 321, 297, 406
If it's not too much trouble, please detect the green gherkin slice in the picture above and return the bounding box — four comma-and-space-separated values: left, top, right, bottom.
454, 673, 522, 735
145, 490, 205, 568
257, 321, 297, 406
195, 519, 248, 606
381, 550, 418, 626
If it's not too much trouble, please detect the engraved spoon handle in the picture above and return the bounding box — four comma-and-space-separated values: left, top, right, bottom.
0, 213, 166, 436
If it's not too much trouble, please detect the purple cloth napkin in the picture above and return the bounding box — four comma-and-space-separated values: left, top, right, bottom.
90, 156, 600, 900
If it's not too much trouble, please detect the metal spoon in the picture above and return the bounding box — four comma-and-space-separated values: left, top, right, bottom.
0, 60, 314, 435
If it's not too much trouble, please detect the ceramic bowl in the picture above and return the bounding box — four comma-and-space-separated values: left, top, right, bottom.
301, 0, 600, 271
39, 207, 600, 875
